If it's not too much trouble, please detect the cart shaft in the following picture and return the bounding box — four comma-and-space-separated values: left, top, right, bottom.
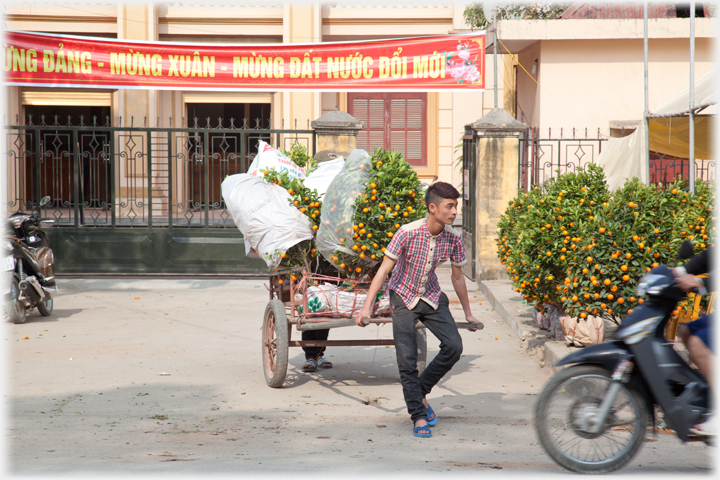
289, 340, 395, 347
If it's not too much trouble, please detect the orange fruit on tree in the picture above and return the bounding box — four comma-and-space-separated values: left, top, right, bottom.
617, 298, 624, 304
622, 275, 630, 281
607, 294, 614, 300
601, 303, 607, 309
587, 256, 593, 263
611, 285, 618, 292
580, 312, 587, 319
280, 253, 286, 258
572, 296, 579, 302
621, 265, 628, 271
604, 279, 611, 285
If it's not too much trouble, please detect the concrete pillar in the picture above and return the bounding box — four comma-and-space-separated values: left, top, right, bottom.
311, 110, 363, 161
468, 107, 525, 282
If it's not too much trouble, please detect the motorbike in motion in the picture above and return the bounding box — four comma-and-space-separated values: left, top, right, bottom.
4, 196, 57, 323
534, 241, 712, 474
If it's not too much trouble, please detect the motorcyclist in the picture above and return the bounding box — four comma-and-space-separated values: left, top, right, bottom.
673, 246, 714, 435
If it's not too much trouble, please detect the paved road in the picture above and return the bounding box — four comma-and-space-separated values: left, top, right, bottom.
6, 269, 714, 475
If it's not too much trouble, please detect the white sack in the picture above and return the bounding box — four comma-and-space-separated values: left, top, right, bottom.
221, 173, 313, 269
303, 157, 345, 199
247, 140, 306, 180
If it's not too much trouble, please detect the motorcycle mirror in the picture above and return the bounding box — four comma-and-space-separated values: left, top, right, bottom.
678, 240, 694, 260
39, 196, 51, 207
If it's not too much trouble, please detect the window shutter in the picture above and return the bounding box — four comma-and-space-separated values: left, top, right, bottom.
351, 95, 384, 154
349, 93, 426, 166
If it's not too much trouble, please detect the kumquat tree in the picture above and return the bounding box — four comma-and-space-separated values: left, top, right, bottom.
497, 163, 715, 324
327, 149, 427, 278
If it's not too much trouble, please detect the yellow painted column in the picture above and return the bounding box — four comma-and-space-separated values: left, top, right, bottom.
283, 4, 320, 146
470, 108, 526, 281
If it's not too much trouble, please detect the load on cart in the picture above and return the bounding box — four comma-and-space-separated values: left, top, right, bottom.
222, 143, 470, 388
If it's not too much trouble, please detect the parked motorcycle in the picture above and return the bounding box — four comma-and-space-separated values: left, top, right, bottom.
534, 241, 712, 474
4, 196, 57, 323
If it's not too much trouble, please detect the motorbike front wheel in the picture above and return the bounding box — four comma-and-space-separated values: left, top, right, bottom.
6, 278, 27, 324
534, 365, 647, 474
37, 297, 53, 316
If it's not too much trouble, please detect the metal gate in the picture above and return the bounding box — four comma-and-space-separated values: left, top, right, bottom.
4, 115, 316, 274
461, 126, 477, 281
518, 127, 607, 191
517, 127, 715, 191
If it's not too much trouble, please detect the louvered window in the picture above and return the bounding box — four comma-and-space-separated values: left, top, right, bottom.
349, 93, 427, 167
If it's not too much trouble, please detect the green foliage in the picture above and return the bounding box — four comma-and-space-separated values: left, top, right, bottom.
281, 142, 317, 173
464, 2, 571, 28
496, 164, 715, 323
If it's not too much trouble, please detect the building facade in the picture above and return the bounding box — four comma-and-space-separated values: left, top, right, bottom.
4, 2, 509, 188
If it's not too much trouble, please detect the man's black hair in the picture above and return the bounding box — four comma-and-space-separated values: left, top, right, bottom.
425, 181, 460, 209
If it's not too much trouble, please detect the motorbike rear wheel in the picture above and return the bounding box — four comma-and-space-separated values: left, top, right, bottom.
6, 278, 27, 324
534, 365, 647, 474
37, 297, 53, 316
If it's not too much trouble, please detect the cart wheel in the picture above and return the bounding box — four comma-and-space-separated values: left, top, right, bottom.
416, 328, 427, 375
263, 299, 289, 388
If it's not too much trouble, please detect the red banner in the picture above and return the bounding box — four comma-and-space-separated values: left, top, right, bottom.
2, 30, 485, 91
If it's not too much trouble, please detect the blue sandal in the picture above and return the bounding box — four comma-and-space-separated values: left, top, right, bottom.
426, 405, 438, 426
413, 425, 432, 438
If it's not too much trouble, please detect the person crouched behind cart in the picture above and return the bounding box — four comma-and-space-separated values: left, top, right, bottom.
354, 181, 482, 438
301, 330, 332, 372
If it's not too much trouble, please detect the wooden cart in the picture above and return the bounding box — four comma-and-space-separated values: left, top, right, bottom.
262, 268, 481, 388
262, 268, 427, 388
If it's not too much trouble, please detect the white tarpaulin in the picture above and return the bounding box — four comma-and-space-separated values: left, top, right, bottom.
597, 69, 716, 190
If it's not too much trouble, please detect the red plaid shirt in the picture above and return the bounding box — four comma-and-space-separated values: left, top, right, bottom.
384, 218, 467, 309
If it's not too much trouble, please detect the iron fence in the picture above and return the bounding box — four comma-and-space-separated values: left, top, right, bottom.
649, 151, 716, 186
5, 115, 316, 228
518, 127, 715, 191
518, 127, 607, 191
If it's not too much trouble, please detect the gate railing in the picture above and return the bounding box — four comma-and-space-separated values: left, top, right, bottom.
5, 115, 316, 228
518, 127, 715, 191
518, 127, 607, 191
